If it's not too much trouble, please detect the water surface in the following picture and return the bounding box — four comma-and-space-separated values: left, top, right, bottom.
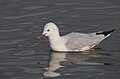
0, 0, 120, 79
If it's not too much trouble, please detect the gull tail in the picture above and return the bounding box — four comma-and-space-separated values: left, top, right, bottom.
96, 29, 117, 36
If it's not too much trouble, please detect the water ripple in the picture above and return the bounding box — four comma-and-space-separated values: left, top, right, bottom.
18, 67, 41, 74
0, 67, 7, 69
54, 2, 79, 6
19, 22, 34, 25
3, 72, 15, 76
75, 5, 120, 10
0, 48, 16, 53
14, 50, 35, 56
109, 11, 120, 15
0, 29, 23, 33
1, 12, 52, 19
22, 6, 46, 10
18, 43, 39, 47
0, 39, 28, 45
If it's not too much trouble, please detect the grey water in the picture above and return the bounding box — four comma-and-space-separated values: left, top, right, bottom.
0, 0, 120, 79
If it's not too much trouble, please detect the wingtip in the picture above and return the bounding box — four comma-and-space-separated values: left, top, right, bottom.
96, 29, 116, 36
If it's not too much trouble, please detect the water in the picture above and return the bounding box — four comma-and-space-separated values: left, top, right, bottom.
0, 0, 120, 79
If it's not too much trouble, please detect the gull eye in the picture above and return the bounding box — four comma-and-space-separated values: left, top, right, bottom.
47, 29, 50, 32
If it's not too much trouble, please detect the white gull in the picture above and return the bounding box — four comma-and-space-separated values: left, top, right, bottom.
37, 22, 115, 52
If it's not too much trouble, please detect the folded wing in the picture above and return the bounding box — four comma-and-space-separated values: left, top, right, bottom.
65, 29, 115, 50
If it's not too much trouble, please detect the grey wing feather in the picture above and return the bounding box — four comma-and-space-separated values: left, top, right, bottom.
65, 32, 105, 50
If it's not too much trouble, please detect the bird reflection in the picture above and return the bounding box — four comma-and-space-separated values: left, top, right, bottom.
43, 50, 111, 77
43, 51, 67, 77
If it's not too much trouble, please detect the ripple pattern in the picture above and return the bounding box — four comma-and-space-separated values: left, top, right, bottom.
0, 0, 120, 79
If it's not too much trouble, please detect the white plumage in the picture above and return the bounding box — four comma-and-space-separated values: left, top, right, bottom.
37, 22, 115, 52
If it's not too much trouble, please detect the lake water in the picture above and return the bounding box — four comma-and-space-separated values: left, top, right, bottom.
0, 0, 120, 79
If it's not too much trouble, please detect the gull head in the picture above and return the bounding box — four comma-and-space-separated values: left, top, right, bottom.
37, 22, 59, 40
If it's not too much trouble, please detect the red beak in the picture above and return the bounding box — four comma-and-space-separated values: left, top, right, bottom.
37, 33, 46, 40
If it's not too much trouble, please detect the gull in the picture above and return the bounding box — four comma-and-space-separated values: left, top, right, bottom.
37, 22, 116, 52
